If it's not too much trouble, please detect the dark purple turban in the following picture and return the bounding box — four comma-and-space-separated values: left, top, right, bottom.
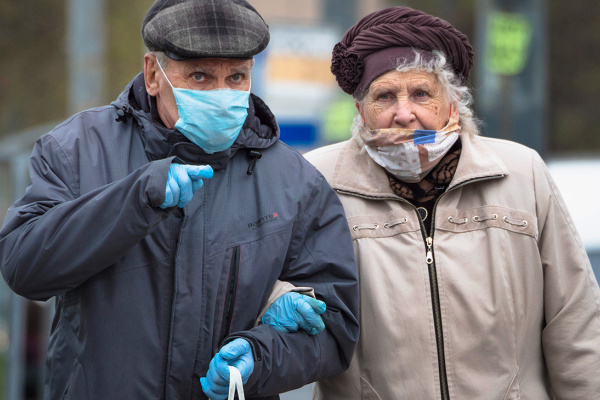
331, 6, 474, 97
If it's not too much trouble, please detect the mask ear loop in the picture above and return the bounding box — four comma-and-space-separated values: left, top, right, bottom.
442, 104, 453, 127
155, 58, 175, 89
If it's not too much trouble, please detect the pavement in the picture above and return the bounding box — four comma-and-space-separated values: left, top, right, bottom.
280, 384, 313, 400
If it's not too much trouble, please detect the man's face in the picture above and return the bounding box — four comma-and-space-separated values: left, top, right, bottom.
144, 55, 253, 128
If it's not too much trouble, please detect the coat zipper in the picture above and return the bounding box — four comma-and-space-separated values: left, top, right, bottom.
219, 246, 241, 343
338, 174, 503, 400
424, 175, 504, 400
425, 234, 449, 400
163, 209, 187, 400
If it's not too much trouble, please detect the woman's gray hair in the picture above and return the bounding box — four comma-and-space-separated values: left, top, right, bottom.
352, 49, 480, 136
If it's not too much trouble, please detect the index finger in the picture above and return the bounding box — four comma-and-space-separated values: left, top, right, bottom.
186, 165, 214, 180
295, 299, 325, 331
305, 297, 327, 314
206, 354, 231, 387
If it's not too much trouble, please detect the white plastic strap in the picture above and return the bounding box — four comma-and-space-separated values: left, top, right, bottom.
228, 366, 245, 400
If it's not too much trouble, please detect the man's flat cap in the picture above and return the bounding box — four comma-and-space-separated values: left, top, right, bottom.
142, 0, 270, 60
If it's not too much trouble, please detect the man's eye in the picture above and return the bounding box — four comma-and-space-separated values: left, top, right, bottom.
231, 74, 243, 82
192, 73, 204, 82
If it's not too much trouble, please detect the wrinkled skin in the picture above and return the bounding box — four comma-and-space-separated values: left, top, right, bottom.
143, 54, 254, 128
356, 70, 458, 130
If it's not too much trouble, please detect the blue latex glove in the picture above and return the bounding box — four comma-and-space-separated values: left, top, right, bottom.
159, 164, 213, 209
262, 292, 326, 335
200, 339, 254, 400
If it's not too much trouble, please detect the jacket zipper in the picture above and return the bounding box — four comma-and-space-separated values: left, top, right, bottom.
219, 246, 241, 343
338, 174, 503, 400
424, 175, 504, 400
163, 209, 187, 400
425, 234, 449, 400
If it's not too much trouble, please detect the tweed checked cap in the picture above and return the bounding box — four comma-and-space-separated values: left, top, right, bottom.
142, 0, 270, 60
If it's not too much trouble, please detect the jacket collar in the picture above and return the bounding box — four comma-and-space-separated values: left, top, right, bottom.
330, 133, 509, 198
111, 73, 280, 168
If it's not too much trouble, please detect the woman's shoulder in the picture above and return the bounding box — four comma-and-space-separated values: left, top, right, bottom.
303, 140, 351, 179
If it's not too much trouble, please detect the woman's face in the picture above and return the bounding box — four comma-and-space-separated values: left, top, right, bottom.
357, 69, 457, 131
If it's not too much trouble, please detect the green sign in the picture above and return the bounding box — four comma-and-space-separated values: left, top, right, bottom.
486, 11, 533, 76
322, 96, 356, 143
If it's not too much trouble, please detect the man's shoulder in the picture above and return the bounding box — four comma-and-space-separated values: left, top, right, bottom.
258, 141, 336, 190
48, 106, 118, 139
42, 105, 130, 151
266, 140, 320, 170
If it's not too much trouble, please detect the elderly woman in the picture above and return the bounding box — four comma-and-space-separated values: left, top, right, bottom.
302, 6, 600, 400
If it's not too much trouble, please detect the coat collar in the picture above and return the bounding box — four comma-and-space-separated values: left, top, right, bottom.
329, 133, 509, 198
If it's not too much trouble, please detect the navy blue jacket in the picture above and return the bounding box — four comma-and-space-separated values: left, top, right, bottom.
0, 73, 359, 399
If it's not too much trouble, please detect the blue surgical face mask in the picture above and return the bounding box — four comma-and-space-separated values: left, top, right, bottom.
157, 60, 250, 154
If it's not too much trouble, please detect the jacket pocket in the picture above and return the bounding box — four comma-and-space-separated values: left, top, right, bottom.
45, 327, 77, 399
436, 205, 537, 239
219, 245, 241, 343
63, 362, 88, 400
503, 368, 521, 400
360, 376, 383, 400
347, 210, 418, 240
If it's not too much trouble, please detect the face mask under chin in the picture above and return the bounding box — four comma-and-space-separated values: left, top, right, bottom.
360, 117, 461, 183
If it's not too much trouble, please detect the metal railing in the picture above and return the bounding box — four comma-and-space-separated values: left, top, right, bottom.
0, 122, 60, 400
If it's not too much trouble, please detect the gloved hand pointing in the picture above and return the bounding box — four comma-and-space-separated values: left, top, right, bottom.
200, 338, 254, 400
159, 164, 213, 209
262, 292, 326, 335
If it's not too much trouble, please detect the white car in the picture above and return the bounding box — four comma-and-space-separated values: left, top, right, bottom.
547, 157, 600, 282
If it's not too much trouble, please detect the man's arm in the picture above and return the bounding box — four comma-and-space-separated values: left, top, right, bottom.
218, 171, 359, 397
0, 133, 173, 300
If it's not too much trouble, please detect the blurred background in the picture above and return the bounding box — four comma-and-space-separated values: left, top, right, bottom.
0, 0, 599, 399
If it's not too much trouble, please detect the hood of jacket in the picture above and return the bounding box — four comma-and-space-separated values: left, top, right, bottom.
110, 72, 280, 168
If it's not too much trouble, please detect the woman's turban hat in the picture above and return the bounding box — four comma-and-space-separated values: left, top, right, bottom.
331, 6, 474, 97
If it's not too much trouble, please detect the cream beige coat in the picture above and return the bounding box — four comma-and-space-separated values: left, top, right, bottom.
305, 133, 600, 399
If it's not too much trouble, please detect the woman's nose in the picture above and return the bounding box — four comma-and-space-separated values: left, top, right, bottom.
391, 100, 416, 128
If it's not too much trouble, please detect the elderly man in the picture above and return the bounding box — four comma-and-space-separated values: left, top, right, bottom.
0, 1, 359, 399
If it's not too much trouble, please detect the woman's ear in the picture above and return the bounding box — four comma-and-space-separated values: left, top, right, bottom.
355, 101, 366, 124
450, 102, 459, 120
144, 54, 160, 96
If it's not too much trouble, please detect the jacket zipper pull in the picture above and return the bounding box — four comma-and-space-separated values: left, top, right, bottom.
426, 237, 433, 264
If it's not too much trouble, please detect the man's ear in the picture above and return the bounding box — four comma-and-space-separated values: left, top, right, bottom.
144, 54, 160, 96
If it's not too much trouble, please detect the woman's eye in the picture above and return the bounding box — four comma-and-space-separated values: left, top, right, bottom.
376, 93, 391, 100
414, 90, 428, 98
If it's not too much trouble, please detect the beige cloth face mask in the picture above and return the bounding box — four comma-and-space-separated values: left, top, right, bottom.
360, 116, 461, 183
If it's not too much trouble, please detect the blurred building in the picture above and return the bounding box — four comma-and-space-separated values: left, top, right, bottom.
248, 0, 388, 150
251, 0, 386, 25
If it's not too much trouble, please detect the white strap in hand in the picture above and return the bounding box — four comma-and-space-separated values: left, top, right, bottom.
228, 366, 245, 400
